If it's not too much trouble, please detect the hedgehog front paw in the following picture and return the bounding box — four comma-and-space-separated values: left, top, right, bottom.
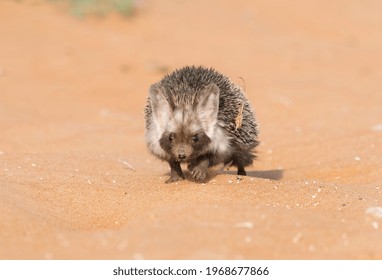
165, 174, 185, 184
191, 166, 208, 181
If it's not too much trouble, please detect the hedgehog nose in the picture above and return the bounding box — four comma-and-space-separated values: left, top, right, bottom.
178, 154, 186, 160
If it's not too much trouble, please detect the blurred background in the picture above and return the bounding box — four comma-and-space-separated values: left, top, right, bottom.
1, 0, 381, 169
1, 0, 382, 259
47, 0, 135, 17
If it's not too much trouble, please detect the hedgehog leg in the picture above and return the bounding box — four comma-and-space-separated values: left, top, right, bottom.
166, 160, 185, 183
232, 156, 248, 176
231, 146, 254, 176
237, 164, 246, 176
188, 157, 209, 182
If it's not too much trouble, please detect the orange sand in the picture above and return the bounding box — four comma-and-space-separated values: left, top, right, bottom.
0, 0, 381, 259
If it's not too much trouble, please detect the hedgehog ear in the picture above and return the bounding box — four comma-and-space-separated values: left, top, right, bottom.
149, 83, 172, 131
196, 83, 220, 130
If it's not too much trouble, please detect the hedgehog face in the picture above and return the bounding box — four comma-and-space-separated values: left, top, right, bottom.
159, 119, 211, 162
148, 82, 220, 162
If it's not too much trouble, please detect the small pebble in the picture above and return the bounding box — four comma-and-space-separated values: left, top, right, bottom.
372, 124, 382, 132
235, 222, 253, 229
133, 253, 144, 260
366, 207, 382, 218
117, 240, 128, 251
44, 252, 53, 260
292, 232, 303, 244
61, 240, 70, 248
118, 159, 136, 171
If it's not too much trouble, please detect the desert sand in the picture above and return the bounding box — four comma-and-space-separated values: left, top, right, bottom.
0, 0, 382, 259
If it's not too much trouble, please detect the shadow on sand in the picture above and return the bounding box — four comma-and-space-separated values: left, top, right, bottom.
223, 169, 284, 181
164, 168, 284, 183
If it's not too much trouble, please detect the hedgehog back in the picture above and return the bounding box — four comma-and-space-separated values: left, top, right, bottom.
148, 66, 259, 148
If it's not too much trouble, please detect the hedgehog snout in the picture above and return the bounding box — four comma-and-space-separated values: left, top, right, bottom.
178, 153, 186, 160
177, 146, 187, 160
173, 144, 193, 162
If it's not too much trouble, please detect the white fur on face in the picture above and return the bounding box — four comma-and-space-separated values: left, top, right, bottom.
166, 111, 181, 133
173, 109, 184, 124
149, 96, 171, 132
174, 108, 231, 158
208, 123, 231, 156
147, 121, 231, 162
146, 83, 231, 162
145, 119, 167, 159
146, 84, 172, 159
167, 107, 199, 134
195, 84, 220, 139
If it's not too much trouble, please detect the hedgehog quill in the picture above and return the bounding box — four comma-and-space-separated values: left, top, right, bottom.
144, 66, 259, 183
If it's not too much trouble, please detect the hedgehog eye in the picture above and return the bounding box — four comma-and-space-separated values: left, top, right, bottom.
192, 134, 199, 143
168, 134, 174, 142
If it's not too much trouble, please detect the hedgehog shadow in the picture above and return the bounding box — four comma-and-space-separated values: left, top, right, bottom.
222, 169, 284, 181
176, 168, 283, 183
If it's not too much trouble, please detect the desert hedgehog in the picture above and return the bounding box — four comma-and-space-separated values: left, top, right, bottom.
144, 66, 259, 183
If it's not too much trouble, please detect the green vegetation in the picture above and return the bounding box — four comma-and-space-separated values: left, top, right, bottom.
49, 0, 135, 17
